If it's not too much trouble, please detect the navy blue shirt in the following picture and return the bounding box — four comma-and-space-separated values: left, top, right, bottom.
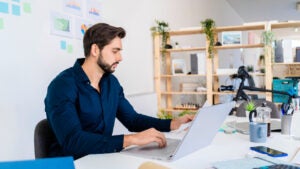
44, 58, 171, 159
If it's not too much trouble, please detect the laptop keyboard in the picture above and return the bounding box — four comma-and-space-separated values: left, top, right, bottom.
254, 164, 300, 169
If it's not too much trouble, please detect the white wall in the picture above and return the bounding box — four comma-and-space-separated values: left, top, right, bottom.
0, 0, 243, 160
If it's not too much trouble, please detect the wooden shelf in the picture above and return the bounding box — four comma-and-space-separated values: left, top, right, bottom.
272, 62, 300, 65
271, 22, 300, 29
215, 24, 265, 32
165, 47, 206, 52
214, 44, 264, 50
212, 72, 264, 77
160, 74, 206, 78
161, 91, 207, 95
213, 91, 267, 95
162, 108, 198, 113
169, 29, 203, 36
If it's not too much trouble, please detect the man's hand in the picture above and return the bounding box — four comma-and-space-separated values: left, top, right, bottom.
170, 114, 194, 131
123, 128, 166, 148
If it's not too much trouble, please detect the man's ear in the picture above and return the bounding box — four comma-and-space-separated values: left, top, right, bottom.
90, 44, 100, 57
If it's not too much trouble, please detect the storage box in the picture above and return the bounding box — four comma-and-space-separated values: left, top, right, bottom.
272, 79, 298, 103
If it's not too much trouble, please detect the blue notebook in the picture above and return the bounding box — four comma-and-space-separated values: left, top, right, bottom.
0, 157, 74, 169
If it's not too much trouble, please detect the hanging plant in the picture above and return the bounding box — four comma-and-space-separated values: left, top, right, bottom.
261, 31, 275, 62
201, 18, 216, 58
261, 31, 275, 46
150, 20, 170, 57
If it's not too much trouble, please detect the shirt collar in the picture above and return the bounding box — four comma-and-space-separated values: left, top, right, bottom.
73, 58, 90, 84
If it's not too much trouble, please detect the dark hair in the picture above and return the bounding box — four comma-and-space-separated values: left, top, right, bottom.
83, 23, 126, 57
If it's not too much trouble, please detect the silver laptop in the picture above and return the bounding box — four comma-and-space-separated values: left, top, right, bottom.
121, 101, 235, 161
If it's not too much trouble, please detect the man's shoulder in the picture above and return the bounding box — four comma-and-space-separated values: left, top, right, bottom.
49, 67, 77, 89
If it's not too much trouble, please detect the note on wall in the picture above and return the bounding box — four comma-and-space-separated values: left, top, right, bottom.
0, 18, 4, 30
11, 4, 20, 16
0, 2, 9, 14
23, 2, 31, 13
63, 0, 83, 16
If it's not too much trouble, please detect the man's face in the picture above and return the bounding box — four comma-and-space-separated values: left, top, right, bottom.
97, 37, 123, 73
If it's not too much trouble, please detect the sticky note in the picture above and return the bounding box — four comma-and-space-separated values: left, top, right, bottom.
12, 0, 20, 3
0, 18, 4, 30
11, 4, 20, 16
23, 2, 31, 13
0, 2, 9, 14
60, 40, 67, 50
67, 45, 73, 53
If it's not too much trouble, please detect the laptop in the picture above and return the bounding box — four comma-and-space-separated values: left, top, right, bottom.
121, 101, 235, 161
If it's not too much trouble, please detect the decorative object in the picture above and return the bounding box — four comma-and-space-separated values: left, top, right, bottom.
201, 18, 216, 58
245, 100, 256, 119
221, 31, 242, 45
172, 59, 186, 75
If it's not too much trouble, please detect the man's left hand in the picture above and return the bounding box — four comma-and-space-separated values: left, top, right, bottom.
170, 114, 194, 130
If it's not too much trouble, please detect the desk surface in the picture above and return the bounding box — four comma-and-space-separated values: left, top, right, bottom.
75, 130, 300, 169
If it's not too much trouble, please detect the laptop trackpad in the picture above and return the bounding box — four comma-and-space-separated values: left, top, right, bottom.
122, 138, 181, 160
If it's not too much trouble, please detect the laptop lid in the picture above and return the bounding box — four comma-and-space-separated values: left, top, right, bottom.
171, 101, 235, 160
122, 101, 235, 161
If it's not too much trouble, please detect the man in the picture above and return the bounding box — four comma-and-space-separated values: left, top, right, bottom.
44, 23, 193, 159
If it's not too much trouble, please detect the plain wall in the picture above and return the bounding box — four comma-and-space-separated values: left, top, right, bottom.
0, 0, 243, 160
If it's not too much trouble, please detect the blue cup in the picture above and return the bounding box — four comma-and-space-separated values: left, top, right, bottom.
249, 122, 267, 143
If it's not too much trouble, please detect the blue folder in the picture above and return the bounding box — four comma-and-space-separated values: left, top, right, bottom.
0, 157, 74, 169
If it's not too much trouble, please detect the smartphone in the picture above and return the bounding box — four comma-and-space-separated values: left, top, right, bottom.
250, 146, 288, 157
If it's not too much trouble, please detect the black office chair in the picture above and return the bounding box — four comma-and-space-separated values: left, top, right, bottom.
34, 119, 56, 158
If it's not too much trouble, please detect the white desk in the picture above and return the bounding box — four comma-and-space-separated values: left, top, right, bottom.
75, 130, 300, 169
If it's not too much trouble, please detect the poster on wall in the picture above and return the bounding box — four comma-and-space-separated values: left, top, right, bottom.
50, 11, 73, 38
63, 0, 83, 16
221, 31, 242, 45
86, 0, 101, 21
74, 18, 93, 39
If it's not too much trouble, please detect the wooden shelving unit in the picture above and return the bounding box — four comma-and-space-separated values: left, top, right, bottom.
153, 21, 300, 116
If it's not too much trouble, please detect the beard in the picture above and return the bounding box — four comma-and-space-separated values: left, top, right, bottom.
97, 53, 118, 74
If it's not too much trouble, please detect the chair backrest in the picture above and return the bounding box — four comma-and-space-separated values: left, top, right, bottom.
34, 119, 56, 158
236, 99, 280, 119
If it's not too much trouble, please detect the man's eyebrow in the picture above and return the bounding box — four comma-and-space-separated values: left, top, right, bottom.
113, 48, 122, 51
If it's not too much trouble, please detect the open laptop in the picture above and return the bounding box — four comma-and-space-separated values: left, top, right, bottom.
121, 101, 235, 161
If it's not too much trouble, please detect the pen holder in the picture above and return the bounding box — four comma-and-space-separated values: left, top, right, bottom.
281, 114, 292, 135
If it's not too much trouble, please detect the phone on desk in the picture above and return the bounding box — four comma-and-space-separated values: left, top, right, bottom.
250, 146, 288, 157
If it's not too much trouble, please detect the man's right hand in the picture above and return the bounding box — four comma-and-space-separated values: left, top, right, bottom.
123, 128, 166, 148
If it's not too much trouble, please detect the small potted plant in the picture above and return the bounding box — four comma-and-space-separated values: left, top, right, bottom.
157, 109, 173, 119
245, 100, 256, 118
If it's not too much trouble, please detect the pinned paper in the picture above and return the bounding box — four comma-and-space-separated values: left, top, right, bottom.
23, 2, 31, 13
67, 44, 73, 53
11, 4, 20, 16
0, 2, 9, 14
12, 0, 20, 3
0, 18, 4, 30
60, 40, 67, 50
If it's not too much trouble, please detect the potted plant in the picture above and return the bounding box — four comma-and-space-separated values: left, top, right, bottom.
150, 20, 170, 57
245, 100, 256, 118
201, 18, 216, 58
157, 109, 173, 119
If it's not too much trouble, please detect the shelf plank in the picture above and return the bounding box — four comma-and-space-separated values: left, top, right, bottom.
213, 91, 267, 95
168, 29, 203, 36
162, 108, 198, 113
164, 47, 206, 52
215, 24, 265, 32
271, 22, 300, 29
212, 72, 265, 76
214, 44, 264, 50
160, 74, 206, 78
272, 62, 300, 65
161, 91, 207, 95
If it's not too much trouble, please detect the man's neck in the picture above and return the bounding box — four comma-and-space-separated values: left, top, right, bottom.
81, 58, 104, 92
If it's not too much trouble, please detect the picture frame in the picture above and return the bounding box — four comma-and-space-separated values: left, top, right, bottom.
221, 31, 242, 45
172, 59, 186, 75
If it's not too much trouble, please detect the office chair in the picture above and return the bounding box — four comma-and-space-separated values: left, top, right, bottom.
236, 99, 280, 119
34, 119, 56, 158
